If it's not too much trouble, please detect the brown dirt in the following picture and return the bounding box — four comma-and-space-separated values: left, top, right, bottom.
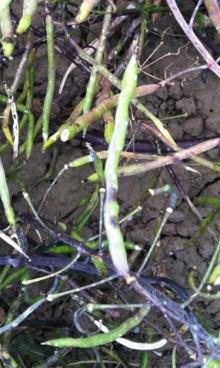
1, 5, 220, 367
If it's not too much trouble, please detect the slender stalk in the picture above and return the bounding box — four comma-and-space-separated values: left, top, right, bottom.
87, 137, 220, 181
22, 253, 80, 285
138, 191, 178, 275
24, 91, 35, 159
10, 38, 33, 95
0, 158, 16, 229
98, 187, 105, 248
182, 238, 220, 307
189, 271, 220, 300
42, 13, 55, 144
3, 293, 22, 349
182, 207, 220, 248
43, 84, 159, 148
98, 77, 115, 143
75, 186, 99, 233
59, 63, 206, 141
0, 279, 57, 336
104, 55, 137, 278
172, 346, 177, 368
60, 85, 159, 143
142, 121, 220, 173
189, 0, 203, 28
166, 0, 220, 78
75, 131, 220, 153
83, 4, 112, 113
46, 275, 118, 302
59, 34, 175, 146
0, 298, 45, 335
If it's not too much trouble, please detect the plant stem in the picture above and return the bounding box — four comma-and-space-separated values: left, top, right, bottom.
61, 34, 175, 145
104, 55, 137, 278
0, 158, 16, 229
83, 4, 112, 114
42, 13, 55, 144
166, 0, 220, 78
204, 0, 220, 34
87, 137, 220, 181
46, 84, 159, 147
183, 238, 220, 307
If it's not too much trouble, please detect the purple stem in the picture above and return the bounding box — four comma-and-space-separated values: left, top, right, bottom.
2, 255, 101, 275
1, 254, 188, 299
166, 0, 220, 78
19, 214, 97, 257
76, 131, 219, 153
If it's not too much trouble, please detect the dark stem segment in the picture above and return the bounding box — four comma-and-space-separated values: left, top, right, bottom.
76, 131, 219, 153
0, 253, 188, 300
2, 255, 101, 275
4, 215, 220, 358
19, 213, 97, 257
132, 278, 220, 360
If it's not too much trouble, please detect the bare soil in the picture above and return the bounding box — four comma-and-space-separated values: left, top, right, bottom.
1, 5, 220, 367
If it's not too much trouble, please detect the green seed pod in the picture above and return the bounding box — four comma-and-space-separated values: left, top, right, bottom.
43, 308, 148, 348
204, 357, 220, 368
104, 113, 114, 144
0, 158, 16, 228
0, 6, 14, 58
16, 0, 37, 34
209, 265, 220, 285
0, 0, 13, 14
75, 0, 99, 24
2, 39, 14, 58
104, 55, 138, 278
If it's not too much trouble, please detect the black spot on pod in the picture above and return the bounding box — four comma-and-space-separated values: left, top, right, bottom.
108, 187, 117, 201
171, 156, 180, 164
110, 216, 118, 227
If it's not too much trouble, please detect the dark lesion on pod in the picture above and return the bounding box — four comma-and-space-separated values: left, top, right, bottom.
109, 215, 118, 228
108, 187, 117, 202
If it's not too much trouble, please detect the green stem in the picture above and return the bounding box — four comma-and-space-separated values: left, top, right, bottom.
62, 36, 175, 145
0, 158, 16, 228
182, 207, 220, 248
47, 84, 158, 147
42, 13, 55, 144
83, 4, 112, 113
87, 137, 220, 182
75, 186, 99, 233
183, 238, 220, 307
